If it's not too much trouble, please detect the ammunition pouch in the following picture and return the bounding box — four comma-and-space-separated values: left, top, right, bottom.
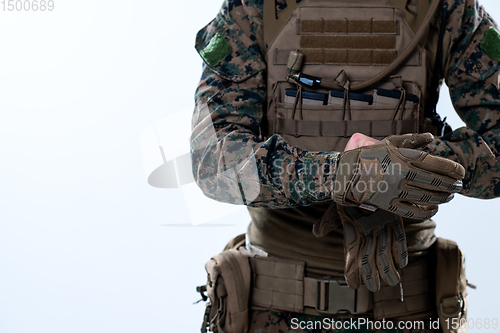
434, 238, 468, 333
199, 244, 252, 333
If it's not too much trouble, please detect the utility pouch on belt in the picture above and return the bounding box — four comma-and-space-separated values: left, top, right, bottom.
198, 245, 251, 333
435, 238, 468, 333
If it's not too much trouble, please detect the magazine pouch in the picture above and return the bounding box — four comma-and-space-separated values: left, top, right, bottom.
199, 246, 252, 333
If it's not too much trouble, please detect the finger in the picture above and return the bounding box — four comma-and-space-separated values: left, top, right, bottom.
411, 153, 465, 180
385, 133, 434, 149
397, 149, 465, 180
397, 187, 455, 205
391, 226, 400, 269
360, 232, 380, 292
376, 227, 400, 287
405, 171, 463, 194
342, 220, 362, 289
391, 217, 408, 269
385, 199, 438, 220
344, 133, 381, 151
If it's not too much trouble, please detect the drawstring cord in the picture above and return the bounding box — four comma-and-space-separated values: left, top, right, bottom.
392, 87, 407, 121
342, 83, 351, 121
292, 83, 303, 120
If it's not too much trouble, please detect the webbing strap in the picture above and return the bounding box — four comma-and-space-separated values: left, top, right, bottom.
274, 48, 425, 66
250, 256, 372, 314
341, 0, 438, 91
276, 118, 417, 137
300, 19, 398, 34
250, 256, 305, 313
301, 35, 397, 49
303, 277, 317, 308
250, 254, 433, 317
264, 0, 441, 91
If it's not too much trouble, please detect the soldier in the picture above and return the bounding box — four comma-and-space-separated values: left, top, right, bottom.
192, 0, 500, 332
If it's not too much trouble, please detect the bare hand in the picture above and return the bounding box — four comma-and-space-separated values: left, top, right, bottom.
344, 133, 381, 151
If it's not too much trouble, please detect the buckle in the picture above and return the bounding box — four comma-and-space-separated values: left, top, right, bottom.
439, 298, 463, 318
316, 279, 356, 314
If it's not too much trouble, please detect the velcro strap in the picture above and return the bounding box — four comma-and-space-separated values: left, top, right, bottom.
276, 118, 417, 138
303, 277, 318, 308
274, 48, 421, 66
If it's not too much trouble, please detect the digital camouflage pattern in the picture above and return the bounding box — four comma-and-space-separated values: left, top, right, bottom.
193, 0, 337, 207
248, 309, 439, 332
192, 0, 498, 330
192, 0, 500, 207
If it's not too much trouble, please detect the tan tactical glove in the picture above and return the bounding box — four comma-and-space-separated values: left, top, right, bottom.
339, 205, 407, 292
333, 133, 465, 220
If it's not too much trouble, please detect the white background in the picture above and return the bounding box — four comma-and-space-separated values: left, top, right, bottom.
0, 0, 498, 332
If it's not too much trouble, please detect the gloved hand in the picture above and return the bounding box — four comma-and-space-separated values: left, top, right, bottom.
333, 133, 465, 220
339, 205, 407, 292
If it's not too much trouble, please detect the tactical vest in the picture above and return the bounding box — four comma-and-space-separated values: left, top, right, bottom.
262, 0, 441, 152
246, 0, 444, 318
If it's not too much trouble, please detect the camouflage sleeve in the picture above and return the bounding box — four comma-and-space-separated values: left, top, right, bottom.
422, 0, 500, 198
191, 0, 338, 208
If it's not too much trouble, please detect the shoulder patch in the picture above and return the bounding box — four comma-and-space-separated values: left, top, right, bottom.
200, 33, 232, 67
195, 14, 265, 82
481, 27, 500, 62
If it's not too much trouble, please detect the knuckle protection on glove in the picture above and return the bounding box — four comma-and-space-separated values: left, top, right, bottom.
399, 186, 455, 205
340, 207, 408, 292
383, 133, 434, 149
333, 136, 465, 220
407, 153, 466, 181
360, 232, 380, 292
390, 198, 439, 219
376, 228, 400, 287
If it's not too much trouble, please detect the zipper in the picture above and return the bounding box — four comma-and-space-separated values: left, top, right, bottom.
220, 251, 247, 311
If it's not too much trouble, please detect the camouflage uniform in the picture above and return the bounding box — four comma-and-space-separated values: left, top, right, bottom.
249, 309, 438, 333
192, 0, 500, 331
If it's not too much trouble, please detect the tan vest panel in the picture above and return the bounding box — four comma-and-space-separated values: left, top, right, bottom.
264, 0, 431, 152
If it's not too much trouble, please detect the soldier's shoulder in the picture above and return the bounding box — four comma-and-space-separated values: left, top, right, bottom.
195, 0, 265, 82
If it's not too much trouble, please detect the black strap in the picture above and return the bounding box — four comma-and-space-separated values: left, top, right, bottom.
425, 1, 450, 135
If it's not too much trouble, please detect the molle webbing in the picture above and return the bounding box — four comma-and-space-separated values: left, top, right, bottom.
249, 254, 373, 315
298, 18, 398, 65
303, 49, 397, 65
301, 35, 396, 49
263, 0, 435, 148
250, 255, 306, 313
276, 118, 417, 138
373, 259, 433, 318
249, 253, 432, 319
263, 0, 428, 47
274, 49, 399, 66
300, 19, 398, 34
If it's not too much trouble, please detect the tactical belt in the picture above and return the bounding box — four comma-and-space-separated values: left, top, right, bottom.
249, 254, 432, 319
